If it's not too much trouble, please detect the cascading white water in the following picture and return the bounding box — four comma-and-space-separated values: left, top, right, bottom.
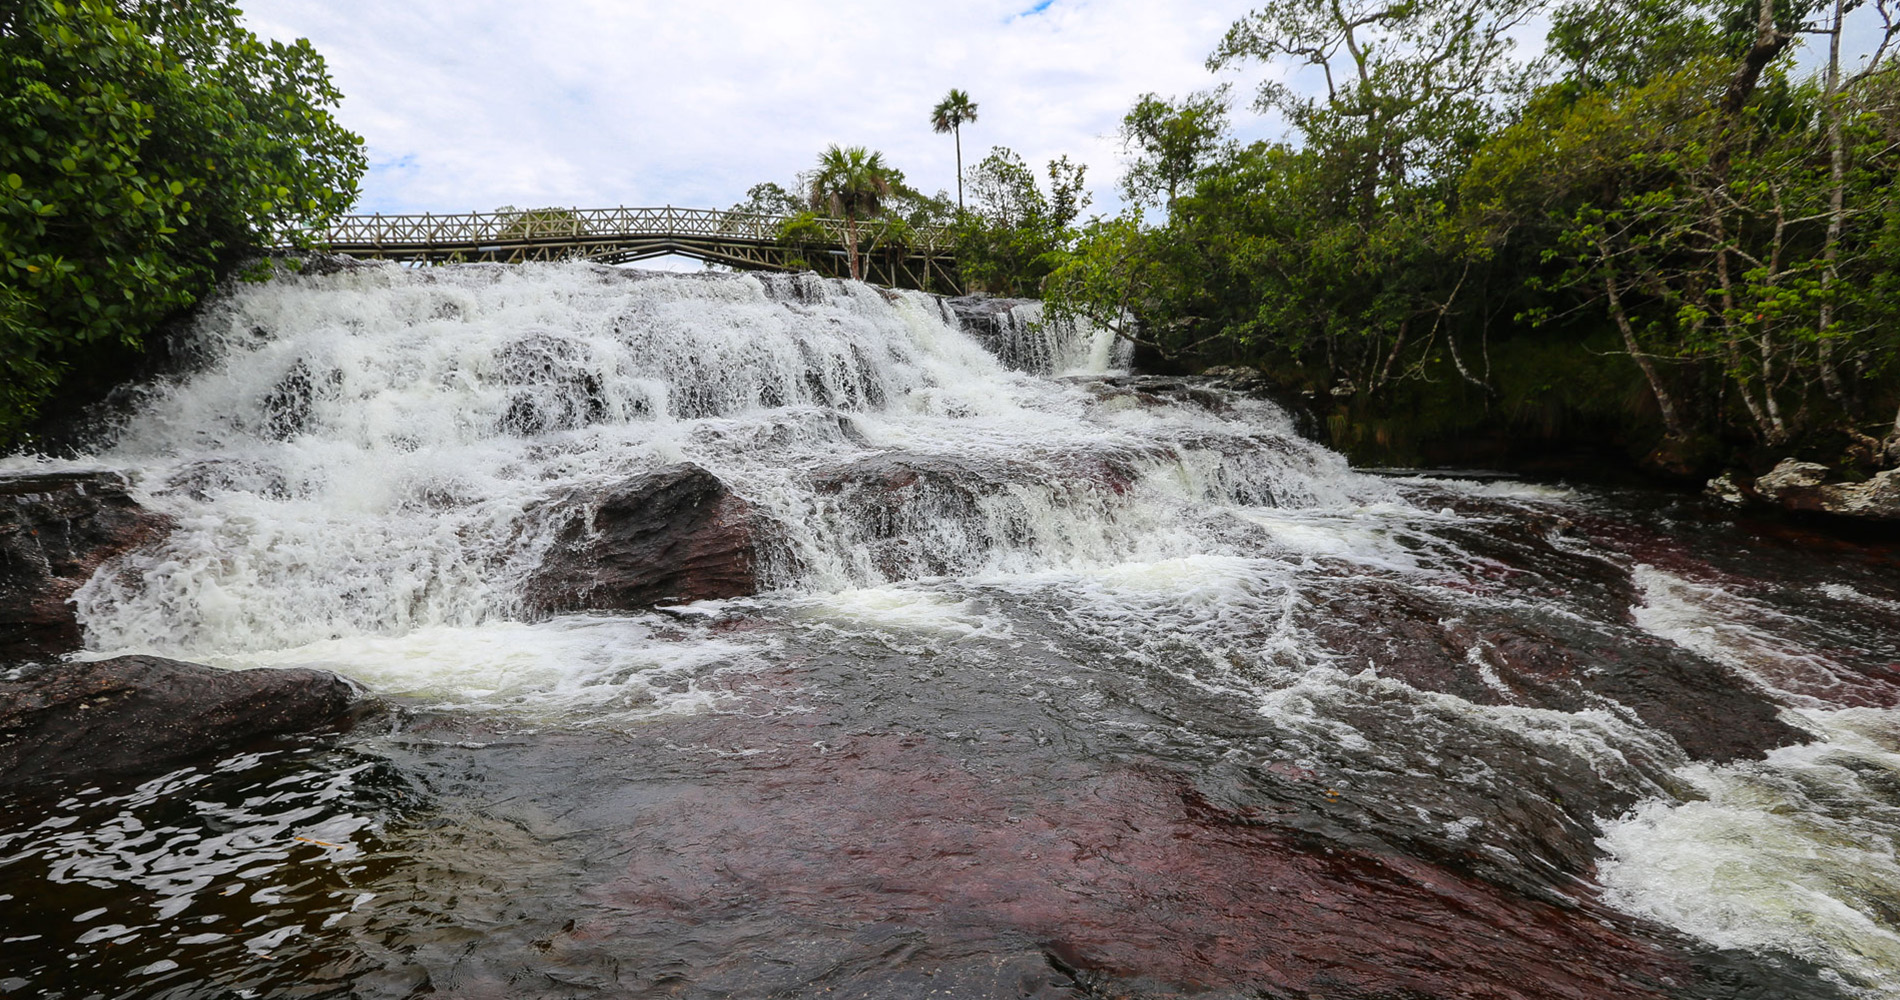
1595, 568, 1900, 995
57, 260, 1365, 663
11, 259, 1897, 998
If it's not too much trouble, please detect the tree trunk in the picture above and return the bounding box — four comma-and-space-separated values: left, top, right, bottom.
1722, 0, 1793, 117
1602, 261, 1687, 441
954, 127, 964, 212
1816, 0, 1850, 404
845, 215, 862, 282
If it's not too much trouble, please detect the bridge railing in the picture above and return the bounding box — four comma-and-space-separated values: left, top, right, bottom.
306, 206, 954, 253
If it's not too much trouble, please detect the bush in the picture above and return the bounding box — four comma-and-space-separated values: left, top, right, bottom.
0, 0, 364, 446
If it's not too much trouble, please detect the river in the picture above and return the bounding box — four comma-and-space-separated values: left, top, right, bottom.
2, 262, 1896, 999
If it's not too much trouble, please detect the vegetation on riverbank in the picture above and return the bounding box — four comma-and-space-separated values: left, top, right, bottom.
0, 0, 363, 449
1041, 0, 1900, 480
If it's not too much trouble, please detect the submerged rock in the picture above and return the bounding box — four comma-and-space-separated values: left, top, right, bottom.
1, 471, 171, 661
940, 294, 1071, 374
812, 452, 1039, 579
0, 655, 365, 789
523, 463, 763, 614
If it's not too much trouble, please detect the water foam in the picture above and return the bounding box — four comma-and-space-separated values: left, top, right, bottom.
1598, 567, 1900, 996
69, 261, 1366, 675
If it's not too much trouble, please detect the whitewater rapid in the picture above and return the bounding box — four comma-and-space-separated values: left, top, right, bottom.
4, 260, 1895, 998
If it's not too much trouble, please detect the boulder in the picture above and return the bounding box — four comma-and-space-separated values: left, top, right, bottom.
1754, 458, 1832, 496
1749, 459, 1900, 522
940, 294, 1060, 373
523, 463, 762, 614
1, 471, 172, 661
940, 294, 1038, 340
0, 655, 364, 789
812, 452, 1032, 579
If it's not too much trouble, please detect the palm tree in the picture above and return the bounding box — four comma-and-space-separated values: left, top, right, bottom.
808, 144, 898, 282
929, 89, 978, 212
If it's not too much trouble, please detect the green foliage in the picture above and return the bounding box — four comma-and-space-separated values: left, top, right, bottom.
1043, 0, 1900, 471
492, 205, 581, 240
804, 145, 905, 282
1542, 0, 1725, 93
1209, 0, 1545, 211
951, 147, 1088, 297
728, 182, 804, 218
1119, 88, 1231, 211
929, 88, 978, 210
0, 0, 364, 446
929, 89, 979, 136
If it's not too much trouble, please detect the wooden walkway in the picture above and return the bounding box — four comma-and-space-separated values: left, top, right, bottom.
305, 206, 960, 292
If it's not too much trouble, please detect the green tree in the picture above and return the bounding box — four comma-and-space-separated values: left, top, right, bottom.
1209, 0, 1545, 215
807, 144, 899, 282
1464, 0, 1900, 460
929, 88, 978, 211
1, 0, 364, 445
492, 205, 581, 241
727, 182, 804, 218
1119, 87, 1231, 212
951, 146, 1088, 296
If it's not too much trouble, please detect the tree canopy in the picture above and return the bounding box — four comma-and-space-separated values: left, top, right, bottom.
1042, 0, 1900, 474
807, 145, 902, 282
1, 0, 364, 446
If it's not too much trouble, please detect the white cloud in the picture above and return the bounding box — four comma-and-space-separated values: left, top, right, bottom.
239, 0, 1895, 225
237, 0, 1274, 216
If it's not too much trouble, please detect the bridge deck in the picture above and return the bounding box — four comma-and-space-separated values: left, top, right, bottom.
302, 206, 959, 292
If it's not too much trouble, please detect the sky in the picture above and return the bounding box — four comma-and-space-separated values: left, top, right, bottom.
238, 1, 1281, 219
240, 1, 1893, 231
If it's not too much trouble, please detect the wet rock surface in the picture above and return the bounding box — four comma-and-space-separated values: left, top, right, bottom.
941, 294, 1075, 374
812, 452, 1039, 579
940, 294, 1038, 341
0, 655, 364, 789
524, 463, 764, 614
1302, 496, 1810, 764
1753, 459, 1900, 521
1712, 459, 1900, 523
0, 488, 1878, 999
0, 471, 171, 661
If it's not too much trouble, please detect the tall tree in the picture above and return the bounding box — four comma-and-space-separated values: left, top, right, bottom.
1119, 87, 1231, 212
929, 89, 979, 211
951, 146, 1089, 296
808, 145, 898, 282
1209, 0, 1546, 214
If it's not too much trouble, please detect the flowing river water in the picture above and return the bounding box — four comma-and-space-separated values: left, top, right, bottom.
2, 262, 1897, 999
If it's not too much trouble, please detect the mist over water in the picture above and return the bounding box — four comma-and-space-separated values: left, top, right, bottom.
3, 261, 1897, 999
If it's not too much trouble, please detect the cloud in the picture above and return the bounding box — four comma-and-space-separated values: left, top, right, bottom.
237, 0, 1274, 216
238, 1, 1897, 227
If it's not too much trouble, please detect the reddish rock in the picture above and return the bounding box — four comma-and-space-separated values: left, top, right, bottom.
590, 729, 1699, 1000
812, 452, 1035, 579
1306, 578, 1807, 765
523, 463, 762, 614
0, 655, 364, 789
1, 471, 171, 661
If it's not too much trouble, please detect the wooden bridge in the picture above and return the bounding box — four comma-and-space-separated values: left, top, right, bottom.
305, 206, 960, 292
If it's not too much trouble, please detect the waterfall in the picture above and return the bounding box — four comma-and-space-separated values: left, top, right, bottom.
7, 259, 1895, 999
63, 261, 1362, 658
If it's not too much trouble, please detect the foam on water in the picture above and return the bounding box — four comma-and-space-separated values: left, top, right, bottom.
36, 260, 1900, 992
1599, 567, 1900, 996
70, 262, 1367, 664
